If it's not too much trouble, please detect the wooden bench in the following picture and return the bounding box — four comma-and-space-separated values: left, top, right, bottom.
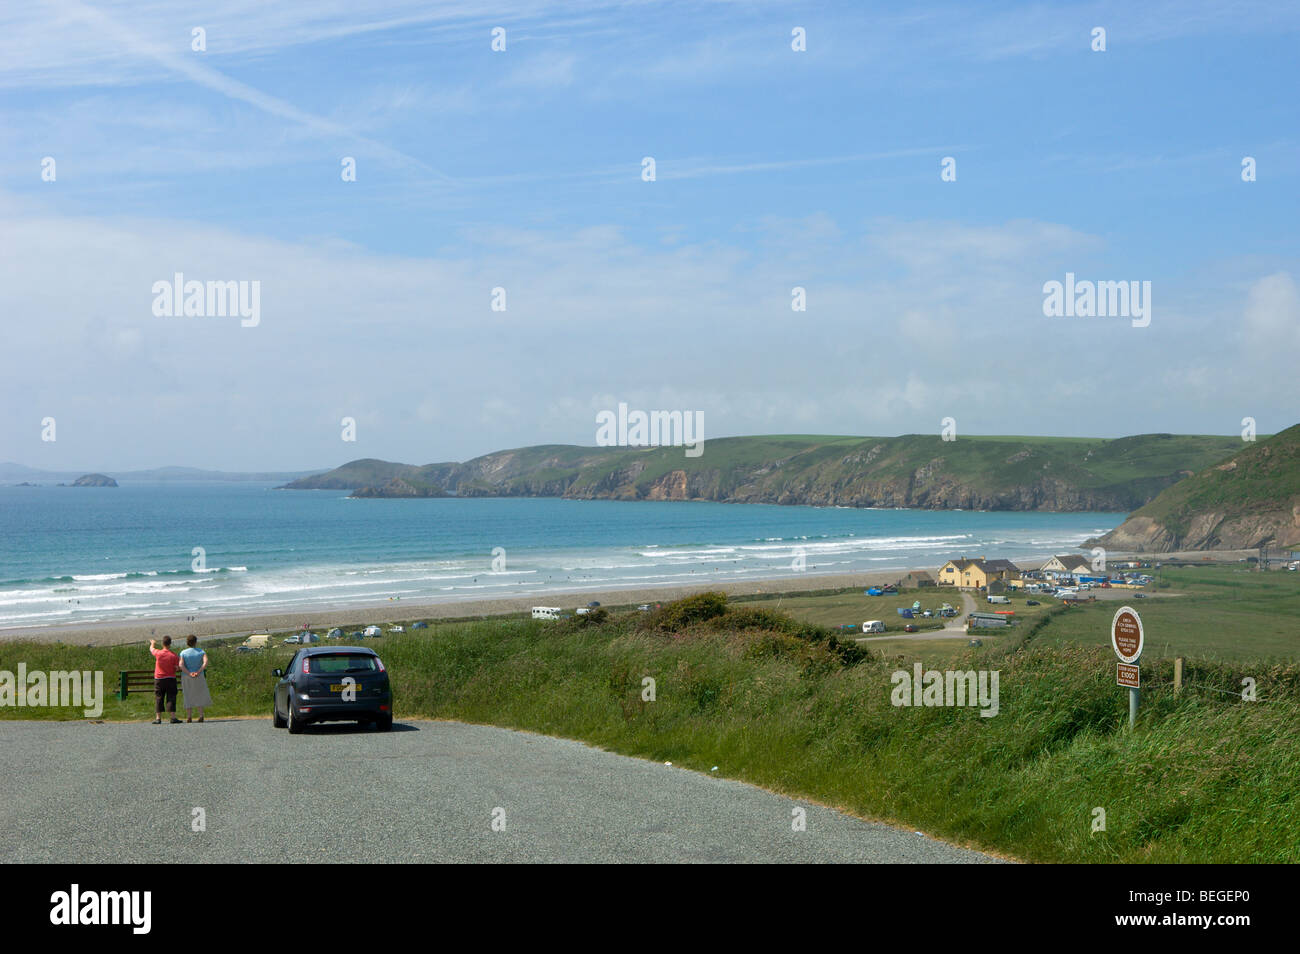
117, 670, 165, 701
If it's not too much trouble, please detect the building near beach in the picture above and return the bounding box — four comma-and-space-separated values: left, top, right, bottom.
937, 557, 1021, 589
1040, 555, 1094, 579
901, 570, 936, 588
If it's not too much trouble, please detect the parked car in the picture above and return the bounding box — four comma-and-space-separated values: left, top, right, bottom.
903, 624, 918, 633
272, 646, 393, 733
866, 587, 883, 596
637, 604, 651, 612
389, 625, 404, 634
1026, 600, 1040, 606
1134, 592, 1147, 598
922, 609, 933, 618
882, 584, 898, 594
282, 634, 301, 645
587, 601, 601, 608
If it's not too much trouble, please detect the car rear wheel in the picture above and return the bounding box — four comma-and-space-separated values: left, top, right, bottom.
272, 697, 286, 728
287, 700, 305, 734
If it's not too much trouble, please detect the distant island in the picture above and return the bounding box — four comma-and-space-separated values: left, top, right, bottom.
62, 473, 118, 487
280, 432, 1258, 514
0, 463, 323, 483
1089, 423, 1300, 552
66, 475, 118, 488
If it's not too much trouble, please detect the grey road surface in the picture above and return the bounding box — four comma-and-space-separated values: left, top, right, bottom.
1, 720, 997, 863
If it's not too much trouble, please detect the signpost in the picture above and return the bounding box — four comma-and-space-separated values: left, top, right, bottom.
1111, 606, 1144, 728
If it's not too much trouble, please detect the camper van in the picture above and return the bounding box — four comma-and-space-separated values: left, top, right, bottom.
241, 634, 271, 650
531, 607, 562, 620
363, 625, 382, 638
862, 620, 886, 634
987, 595, 1011, 605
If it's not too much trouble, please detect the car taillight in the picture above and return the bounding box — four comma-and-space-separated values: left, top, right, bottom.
375, 657, 385, 672
302, 658, 310, 674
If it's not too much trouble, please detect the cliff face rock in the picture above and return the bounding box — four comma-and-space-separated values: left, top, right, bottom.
1089, 424, 1300, 552
282, 432, 1254, 513
351, 478, 446, 498
1092, 509, 1299, 552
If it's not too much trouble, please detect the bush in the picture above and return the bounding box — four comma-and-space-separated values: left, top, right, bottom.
642, 592, 728, 631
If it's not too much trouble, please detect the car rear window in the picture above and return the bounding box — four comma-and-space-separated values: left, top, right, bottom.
310, 654, 380, 673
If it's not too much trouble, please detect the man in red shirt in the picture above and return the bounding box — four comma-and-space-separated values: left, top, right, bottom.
149, 636, 182, 724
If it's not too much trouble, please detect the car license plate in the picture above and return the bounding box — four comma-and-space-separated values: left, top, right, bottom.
329, 683, 356, 693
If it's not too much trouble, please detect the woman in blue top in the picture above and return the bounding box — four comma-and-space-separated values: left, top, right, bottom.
179, 635, 212, 722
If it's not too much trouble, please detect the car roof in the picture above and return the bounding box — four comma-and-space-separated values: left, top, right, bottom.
298, 645, 378, 656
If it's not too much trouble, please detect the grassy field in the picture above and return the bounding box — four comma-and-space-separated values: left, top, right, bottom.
1028, 567, 1300, 663
731, 589, 951, 633
2, 570, 1296, 862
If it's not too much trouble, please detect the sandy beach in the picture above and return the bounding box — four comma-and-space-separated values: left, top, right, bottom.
0, 548, 1263, 647
1, 570, 908, 646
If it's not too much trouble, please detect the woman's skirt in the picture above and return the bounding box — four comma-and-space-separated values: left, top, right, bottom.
181, 671, 212, 709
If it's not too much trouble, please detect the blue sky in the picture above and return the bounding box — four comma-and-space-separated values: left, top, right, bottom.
1, 0, 1298, 470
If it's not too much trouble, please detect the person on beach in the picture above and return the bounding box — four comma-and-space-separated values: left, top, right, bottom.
179, 634, 212, 723
149, 635, 182, 724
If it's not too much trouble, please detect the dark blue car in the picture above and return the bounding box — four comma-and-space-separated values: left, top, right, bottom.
272, 646, 393, 733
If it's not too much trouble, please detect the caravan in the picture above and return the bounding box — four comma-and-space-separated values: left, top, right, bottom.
531, 607, 562, 620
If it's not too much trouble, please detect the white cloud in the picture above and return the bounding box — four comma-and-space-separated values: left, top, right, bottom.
2, 191, 1292, 469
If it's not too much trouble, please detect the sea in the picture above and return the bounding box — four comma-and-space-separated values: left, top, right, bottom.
0, 482, 1124, 629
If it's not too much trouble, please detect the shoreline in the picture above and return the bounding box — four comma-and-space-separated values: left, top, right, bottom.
0, 547, 1264, 646
0, 570, 900, 646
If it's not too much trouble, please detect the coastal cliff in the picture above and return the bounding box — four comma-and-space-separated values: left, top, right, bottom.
1088, 424, 1300, 552
281, 433, 1250, 514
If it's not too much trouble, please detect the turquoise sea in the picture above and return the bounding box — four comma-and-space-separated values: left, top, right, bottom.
0, 482, 1124, 628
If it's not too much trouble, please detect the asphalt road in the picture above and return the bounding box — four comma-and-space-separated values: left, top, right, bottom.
1, 719, 996, 863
